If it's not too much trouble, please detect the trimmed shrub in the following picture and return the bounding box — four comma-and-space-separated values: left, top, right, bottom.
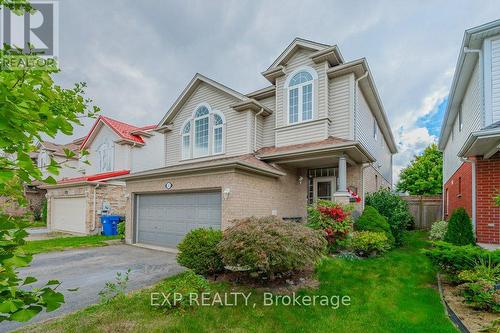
422, 241, 500, 274
429, 220, 448, 241
348, 231, 391, 257
177, 228, 224, 275
461, 281, 500, 312
444, 207, 475, 245
153, 271, 210, 310
217, 216, 327, 279
355, 205, 394, 245
117, 221, 125, 238
365, 189, 413, 246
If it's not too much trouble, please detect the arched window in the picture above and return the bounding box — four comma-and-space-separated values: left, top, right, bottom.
212, 112, 224, 154
181, 121, 191, 160
97, 139, 113, 172
181, 104, 225, 159
287, 69, 315, 124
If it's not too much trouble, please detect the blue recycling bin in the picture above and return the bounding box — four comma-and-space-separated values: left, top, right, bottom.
101, 215, 122, 236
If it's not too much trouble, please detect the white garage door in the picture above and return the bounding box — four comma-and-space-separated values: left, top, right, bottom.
51, 197, 87, 234
135, 191, 221, 248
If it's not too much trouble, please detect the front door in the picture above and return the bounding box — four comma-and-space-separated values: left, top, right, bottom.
313, 177, 336, 202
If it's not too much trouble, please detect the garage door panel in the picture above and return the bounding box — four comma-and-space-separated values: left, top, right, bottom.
136, 192, 221, 248
52, 197, 87, 234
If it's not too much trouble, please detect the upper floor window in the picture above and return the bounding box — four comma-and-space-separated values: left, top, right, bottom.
181, 104, 225, 160
97, 139, 113, 172
286, 68, 316, 124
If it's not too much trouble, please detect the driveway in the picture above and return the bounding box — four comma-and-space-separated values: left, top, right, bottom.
1, 245, 183, 332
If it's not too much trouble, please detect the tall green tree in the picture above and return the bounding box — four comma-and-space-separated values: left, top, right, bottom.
0, 0, 99, 322
396, 143, 443, 195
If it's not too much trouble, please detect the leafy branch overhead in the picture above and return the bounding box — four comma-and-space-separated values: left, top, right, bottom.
0, 0, 99, 322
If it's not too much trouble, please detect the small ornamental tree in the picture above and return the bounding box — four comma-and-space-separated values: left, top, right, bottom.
444, 207, 475, 246
307, 200, 354, 248
396, 144, 443, 195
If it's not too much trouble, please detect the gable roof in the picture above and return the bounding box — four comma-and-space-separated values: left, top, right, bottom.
266, 37, 343, 70
80, 116, 155, 149
438, 19, 500, 149
158, 73, 262, 126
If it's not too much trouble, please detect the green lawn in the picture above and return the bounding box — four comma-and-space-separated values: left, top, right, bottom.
17, 232, 457, 333
20, 235, 120, 255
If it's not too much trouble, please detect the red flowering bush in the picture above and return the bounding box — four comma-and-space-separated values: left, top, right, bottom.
307, 200, 354, 249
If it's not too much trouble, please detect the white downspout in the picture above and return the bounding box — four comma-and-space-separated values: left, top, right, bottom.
92, 183, 101, 232
460, 157, 476, 236
354, 71, 369, 139
254, 108, 264, 152
464, 47, 485, 124
356, 72, 370, 210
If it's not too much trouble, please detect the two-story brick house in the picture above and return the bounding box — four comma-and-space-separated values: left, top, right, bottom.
42, 115, 163, 234
439, 20, 500, 245
119, 38, 397, 250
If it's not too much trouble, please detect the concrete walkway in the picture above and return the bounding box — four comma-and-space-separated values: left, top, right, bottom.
1, 245, 183, 332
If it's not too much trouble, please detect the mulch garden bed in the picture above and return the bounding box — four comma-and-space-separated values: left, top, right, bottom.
208, 270, 320, 294
440, 277, 498, 333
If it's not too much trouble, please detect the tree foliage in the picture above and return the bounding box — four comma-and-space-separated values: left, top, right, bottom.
396, 144, 443, 195
0, 1, 99, 322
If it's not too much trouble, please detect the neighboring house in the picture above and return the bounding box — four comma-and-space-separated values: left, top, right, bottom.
119, 38, 397, 250
42, 115, 161, 234
35, 138, 84, 181
438, 20, 500, 245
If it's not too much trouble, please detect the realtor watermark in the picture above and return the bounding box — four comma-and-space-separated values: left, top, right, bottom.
151, 292, 351, 309
1, 0, 59, 70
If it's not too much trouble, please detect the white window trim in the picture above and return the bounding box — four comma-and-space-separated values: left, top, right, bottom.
212, 110, 225, 155
285, 66, 318, 125
180, 103, 226, 160
180, 118, 191, 160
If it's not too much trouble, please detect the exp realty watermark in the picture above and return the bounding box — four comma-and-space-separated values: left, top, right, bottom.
151, 292, 351, 309
0, 0, 59, 70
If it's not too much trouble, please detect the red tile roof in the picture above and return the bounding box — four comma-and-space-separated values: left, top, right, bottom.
80, 115, 156, 149
58, 170, 130, 184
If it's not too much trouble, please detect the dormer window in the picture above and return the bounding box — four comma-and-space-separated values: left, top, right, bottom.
286, 67, 317, 124
181, 104, 225, 160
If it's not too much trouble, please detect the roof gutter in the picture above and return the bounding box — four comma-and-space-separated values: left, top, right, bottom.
457, 127, 500, 157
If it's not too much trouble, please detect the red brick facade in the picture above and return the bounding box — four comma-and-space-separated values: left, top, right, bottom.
444, 162, 473, 220
475, 153, 500, 244
444, 153, 500, 244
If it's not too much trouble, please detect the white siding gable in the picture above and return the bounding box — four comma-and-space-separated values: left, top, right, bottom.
165, 82, 251, 166
84, 125, 131, 175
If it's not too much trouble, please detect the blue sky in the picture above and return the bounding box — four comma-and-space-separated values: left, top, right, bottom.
50, 0, 500, 183
415, 98, 448, 138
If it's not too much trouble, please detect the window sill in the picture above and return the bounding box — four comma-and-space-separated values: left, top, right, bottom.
275, 117, 330, 131
179, 152, 226, 163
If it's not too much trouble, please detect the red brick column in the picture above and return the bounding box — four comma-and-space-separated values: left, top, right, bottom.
475, 153, 500, 244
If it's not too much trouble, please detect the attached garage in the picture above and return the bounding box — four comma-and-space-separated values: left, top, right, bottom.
135, 191, 221, 249
51, 196, 87, 234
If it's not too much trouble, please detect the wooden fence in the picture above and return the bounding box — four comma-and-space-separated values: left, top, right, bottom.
400, 195, 442, 230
